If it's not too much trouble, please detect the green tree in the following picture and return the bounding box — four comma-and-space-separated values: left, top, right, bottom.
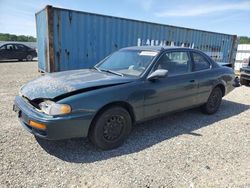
239, 36, 250, 44
0, 33, 36, 42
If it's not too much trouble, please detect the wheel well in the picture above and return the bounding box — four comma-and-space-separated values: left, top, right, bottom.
88, 101, 136, 135
215, 84, 225, 97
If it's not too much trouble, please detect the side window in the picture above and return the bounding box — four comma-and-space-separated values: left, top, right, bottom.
16, 44, 26, 50
192, 52, 211, 71
6, 44, 15, 50
156, 51, 190, 76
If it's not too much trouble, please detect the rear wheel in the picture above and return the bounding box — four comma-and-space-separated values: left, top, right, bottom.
89, 106, 132, 150
26, 54, 33, 61
201, 87, 222, 114
240, 77, 249, 86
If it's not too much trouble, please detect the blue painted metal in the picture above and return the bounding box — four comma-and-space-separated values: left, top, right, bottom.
35, 8, 48, 72
36, 6, 238, 72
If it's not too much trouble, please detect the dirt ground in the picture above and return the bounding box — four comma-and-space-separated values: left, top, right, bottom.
0, 61, 249, 187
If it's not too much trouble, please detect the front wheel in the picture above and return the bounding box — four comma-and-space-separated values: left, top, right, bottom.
89, 106, 132, 150
201, 87, 222, 115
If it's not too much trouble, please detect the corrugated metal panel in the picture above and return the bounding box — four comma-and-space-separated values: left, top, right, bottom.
35, 8, 48, 72
235, 44, 250, 71
237, 44, 250, 51
36, 6, 238, 72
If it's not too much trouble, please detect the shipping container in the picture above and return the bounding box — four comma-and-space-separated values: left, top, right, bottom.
36, 5, 238, 72
235, 44, 250, 71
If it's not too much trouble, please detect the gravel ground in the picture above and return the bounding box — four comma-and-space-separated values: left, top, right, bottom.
0, 61, 249, 188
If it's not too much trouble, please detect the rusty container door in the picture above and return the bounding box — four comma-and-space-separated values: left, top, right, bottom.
36, 6, 237, 72
36, 6, 55, 72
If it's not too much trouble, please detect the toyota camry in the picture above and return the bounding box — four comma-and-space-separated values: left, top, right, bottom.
13, 46, 238, 150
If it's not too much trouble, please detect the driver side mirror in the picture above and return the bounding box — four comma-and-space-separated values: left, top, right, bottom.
147, 69, 168, 81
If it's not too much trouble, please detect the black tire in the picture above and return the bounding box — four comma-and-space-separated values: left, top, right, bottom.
89, 106, 132, 150
240, 78, 249, 86
18, 59, 23, 61
201, 87, 222, 115
26, 54, 33, 61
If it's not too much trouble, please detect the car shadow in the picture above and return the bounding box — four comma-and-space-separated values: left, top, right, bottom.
36, 99, 249, 163
0, 60, 19, 63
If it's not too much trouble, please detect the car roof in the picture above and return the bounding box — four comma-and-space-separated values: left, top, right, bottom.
0, 43, 28, 47
120, 45, 195, 52
120, 45, 219, 67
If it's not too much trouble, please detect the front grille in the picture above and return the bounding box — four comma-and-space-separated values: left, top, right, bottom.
245, 70, 250, 74
21, 96, 41, 110
241, 74, 250, 80
29, 99, 41, 109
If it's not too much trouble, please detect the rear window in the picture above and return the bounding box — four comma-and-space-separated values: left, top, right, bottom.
156, 51, 190, 76
192, 52, 211, 71
16, 44, 27, 50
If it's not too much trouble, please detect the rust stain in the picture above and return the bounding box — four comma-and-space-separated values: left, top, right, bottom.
57, 10, 61, 72
44, 38, 48, 72
68, 11, 73, 24
46, 5, 55, 72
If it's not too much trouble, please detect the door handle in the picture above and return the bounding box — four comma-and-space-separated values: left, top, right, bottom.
189, 79, 195, 83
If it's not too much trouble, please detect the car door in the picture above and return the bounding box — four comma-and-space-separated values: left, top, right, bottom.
14, 44, 27, 60
0, 45, 7, 59
5, 44, 16, 59
143, 50, 199, 118
190, 51, 214, 104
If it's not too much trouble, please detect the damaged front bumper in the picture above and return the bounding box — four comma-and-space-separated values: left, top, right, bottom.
13, 96, 94, 140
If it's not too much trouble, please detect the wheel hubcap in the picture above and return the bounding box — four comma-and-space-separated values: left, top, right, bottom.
103, 115, 125, 141
208, 91, 220, 109
27, 55, 32, 60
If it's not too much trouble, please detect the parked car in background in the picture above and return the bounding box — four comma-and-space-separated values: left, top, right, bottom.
240, 57, 250, 86
13, 46, 238, 150
0, 43, 37, 61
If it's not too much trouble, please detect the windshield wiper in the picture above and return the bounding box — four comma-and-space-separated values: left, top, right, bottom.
99, 69, 124, 76
93, 66, 101, 72
93, 66, 123, 77
101, 69, 124, 77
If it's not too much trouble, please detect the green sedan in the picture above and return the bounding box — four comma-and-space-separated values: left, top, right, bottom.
13, 46, 238, 150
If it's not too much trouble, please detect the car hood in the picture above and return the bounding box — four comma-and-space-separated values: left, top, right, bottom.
20, 69, 135, 100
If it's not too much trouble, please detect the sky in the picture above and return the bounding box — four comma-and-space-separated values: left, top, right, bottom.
0, 0, 249, 37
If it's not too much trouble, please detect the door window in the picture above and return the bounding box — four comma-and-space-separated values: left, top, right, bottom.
6, 44, 15, 50
192, 52, 211, 71
156, 51, 190, 76
15, 44, 26, 50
